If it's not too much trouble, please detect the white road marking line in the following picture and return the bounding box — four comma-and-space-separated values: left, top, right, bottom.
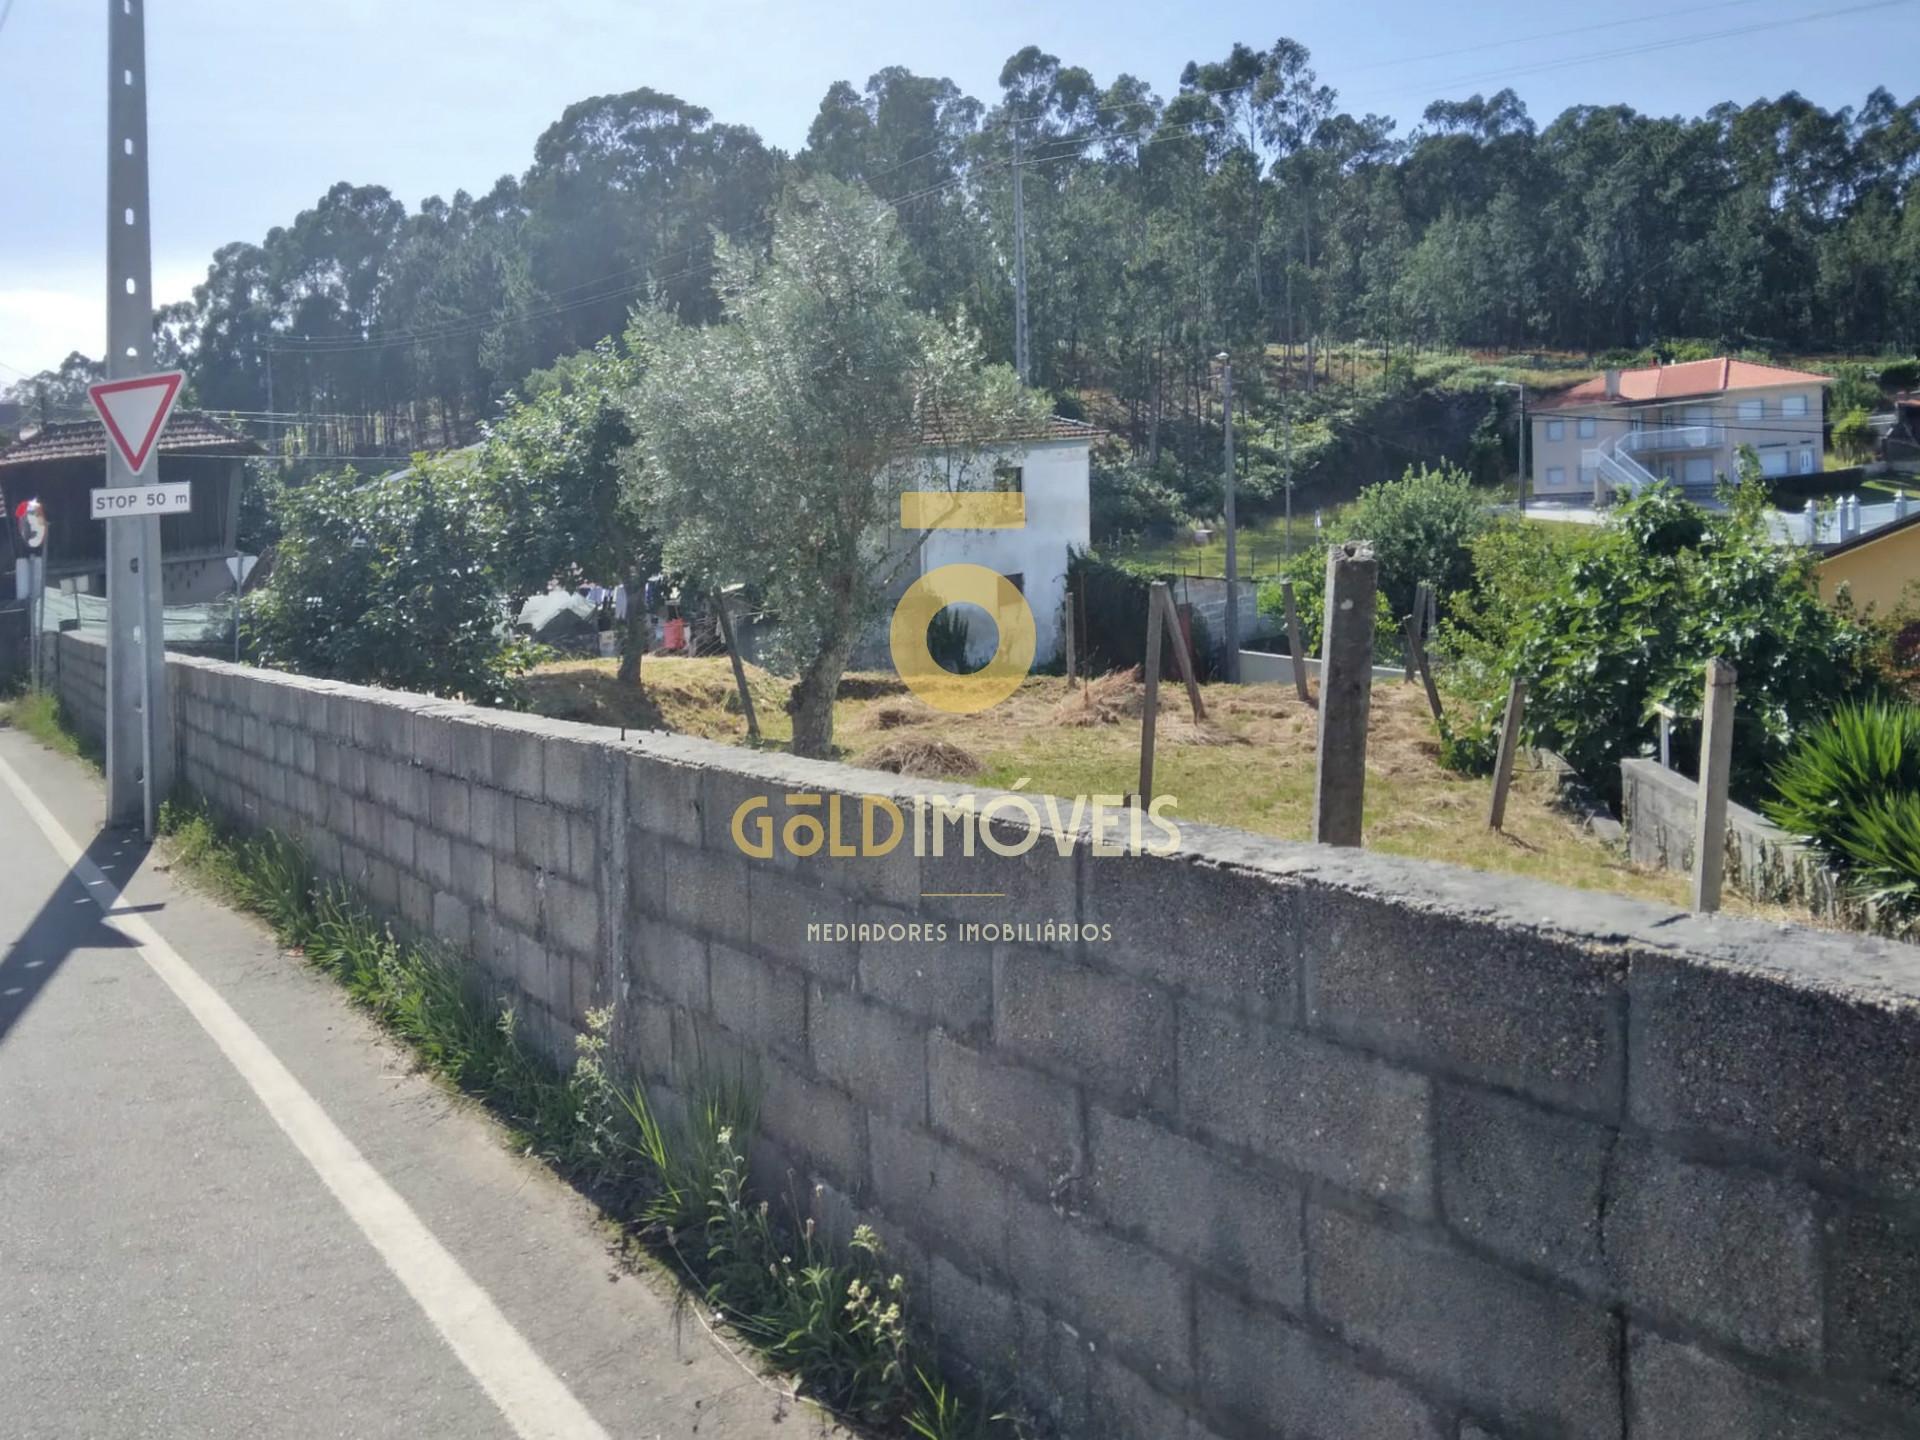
0, 749, 611, 1440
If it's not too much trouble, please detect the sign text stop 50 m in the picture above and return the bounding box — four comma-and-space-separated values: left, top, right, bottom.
90, 482, 193, 519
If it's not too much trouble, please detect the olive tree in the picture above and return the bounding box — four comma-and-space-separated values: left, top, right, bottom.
624, 178, 1040, 756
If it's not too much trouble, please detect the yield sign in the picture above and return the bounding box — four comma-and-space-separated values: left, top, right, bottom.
88, 370, 184, 475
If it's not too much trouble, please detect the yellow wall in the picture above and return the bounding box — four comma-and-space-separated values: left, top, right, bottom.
1820, 523, 1920, 616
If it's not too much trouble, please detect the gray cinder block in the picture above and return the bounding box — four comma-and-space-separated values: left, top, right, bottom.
1178, 1007, 1432, 1213
1303, 890, 1627, 1116
1602, 1143, 1822, 1361
1309, 1206, 1621, 1440
809, 983, 928, 1124
1087, 1106, 1303, 1310
993, 947, 1174, 1109
928, 1031, 1082, 1196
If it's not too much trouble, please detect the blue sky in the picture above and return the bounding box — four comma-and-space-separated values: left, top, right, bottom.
0, 0, 1905, 377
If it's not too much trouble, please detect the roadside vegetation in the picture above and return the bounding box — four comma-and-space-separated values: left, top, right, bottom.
0, 690, 96, 766
156, 794, 1019, 1440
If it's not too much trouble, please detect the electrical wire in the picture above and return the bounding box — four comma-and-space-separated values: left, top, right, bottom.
266, 160, 1007, 356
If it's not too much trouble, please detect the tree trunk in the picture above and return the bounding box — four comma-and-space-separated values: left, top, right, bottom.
616, 573, 647, 686
787, 635, 852, 759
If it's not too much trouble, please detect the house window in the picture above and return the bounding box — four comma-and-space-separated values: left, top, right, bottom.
1782, 395, 1808, 418
1738, 399, 1764, 422
1760, 447, 1789, 477
1577, 417, 1596, 439
1545, 420, 1565, 442
1545, 465, 1567, 488
992, 463, 1024, 493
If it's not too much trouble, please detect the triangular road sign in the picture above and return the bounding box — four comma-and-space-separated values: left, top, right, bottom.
88, 371, 184, 474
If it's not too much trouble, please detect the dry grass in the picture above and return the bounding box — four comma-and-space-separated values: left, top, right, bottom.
523, 654, 1804, 917
864, 736, 982, 779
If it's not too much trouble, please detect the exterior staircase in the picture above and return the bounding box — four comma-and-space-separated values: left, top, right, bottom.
1582, 424, 1728, 504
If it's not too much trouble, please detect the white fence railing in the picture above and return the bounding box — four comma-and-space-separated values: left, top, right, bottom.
1619, 424, 1726, 455
1584, 445, 1659, 500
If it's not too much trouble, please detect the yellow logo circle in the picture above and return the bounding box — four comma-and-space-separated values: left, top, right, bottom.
889, 563, 1036, 714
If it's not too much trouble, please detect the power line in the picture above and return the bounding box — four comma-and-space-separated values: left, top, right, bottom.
1354, 0, 1911, 109
267, 161, 1004, 357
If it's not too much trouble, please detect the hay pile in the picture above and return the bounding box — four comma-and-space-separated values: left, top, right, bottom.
1053, 668, 1144, 727
1050, 668, 1246, 746
864, 736, 982, 779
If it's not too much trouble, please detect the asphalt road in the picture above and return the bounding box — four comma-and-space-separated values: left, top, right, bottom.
0, 724, 836, 1440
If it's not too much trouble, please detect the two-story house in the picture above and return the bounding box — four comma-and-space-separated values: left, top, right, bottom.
1529, 358, 1830, 504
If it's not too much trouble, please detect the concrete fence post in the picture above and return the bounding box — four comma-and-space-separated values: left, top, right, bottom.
1312, 541, 1377, 847
1487, 676, 1528, 831
1139, 580, 1166, 802
1692, 657, 1737, 912
1281, 580, 1311, 704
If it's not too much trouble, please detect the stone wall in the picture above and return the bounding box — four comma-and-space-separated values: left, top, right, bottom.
56, 630, 1920, 1440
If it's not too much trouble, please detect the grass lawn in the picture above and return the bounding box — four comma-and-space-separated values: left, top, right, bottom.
524, 655, 1800, 919
1119, 510, 1321, 577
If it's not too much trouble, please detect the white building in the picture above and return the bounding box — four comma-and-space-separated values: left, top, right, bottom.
909, 417, 1096, 669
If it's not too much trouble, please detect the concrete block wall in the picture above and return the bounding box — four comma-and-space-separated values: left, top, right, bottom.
51, 627, 106, 746
55, 630, 1920, 1440
1621, 757, 1871, 930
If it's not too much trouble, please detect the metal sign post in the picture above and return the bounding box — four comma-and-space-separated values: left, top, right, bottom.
103, 0, 172, 838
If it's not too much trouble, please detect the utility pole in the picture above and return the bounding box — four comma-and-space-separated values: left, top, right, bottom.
105, 0, 172, 836
1011, 122, 1029, 384
1283, 394, 1295, 559
1517, 381, 1528, 514
1217, 352, 1238, 682
1495, 380, 1529, 514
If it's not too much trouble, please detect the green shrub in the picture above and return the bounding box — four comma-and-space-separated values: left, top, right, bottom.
1833, 407, 1876, 464
1256, 538, 1401, 661
246, 452, 541, 705
1766, 702, 1920, 910
1340, 461, 1489, 624
1441, 476, 1880, 798
1253, 460, 1484, 660
1828, 363, 1881, 418
1089, 455, 1194, 542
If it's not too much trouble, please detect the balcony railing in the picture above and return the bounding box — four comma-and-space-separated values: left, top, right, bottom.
1618, 424, 1726, 455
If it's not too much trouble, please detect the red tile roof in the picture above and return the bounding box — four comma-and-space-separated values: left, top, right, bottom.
1534, 358, 1832, 410
0, 411, 260, 468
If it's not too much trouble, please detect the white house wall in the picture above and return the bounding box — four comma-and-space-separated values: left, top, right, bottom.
916, 438, 1090, 667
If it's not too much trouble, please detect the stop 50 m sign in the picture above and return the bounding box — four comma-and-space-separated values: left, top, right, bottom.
90, 482, 193, 519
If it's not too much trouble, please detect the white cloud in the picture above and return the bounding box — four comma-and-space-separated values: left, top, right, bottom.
0, 262, 203, 376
